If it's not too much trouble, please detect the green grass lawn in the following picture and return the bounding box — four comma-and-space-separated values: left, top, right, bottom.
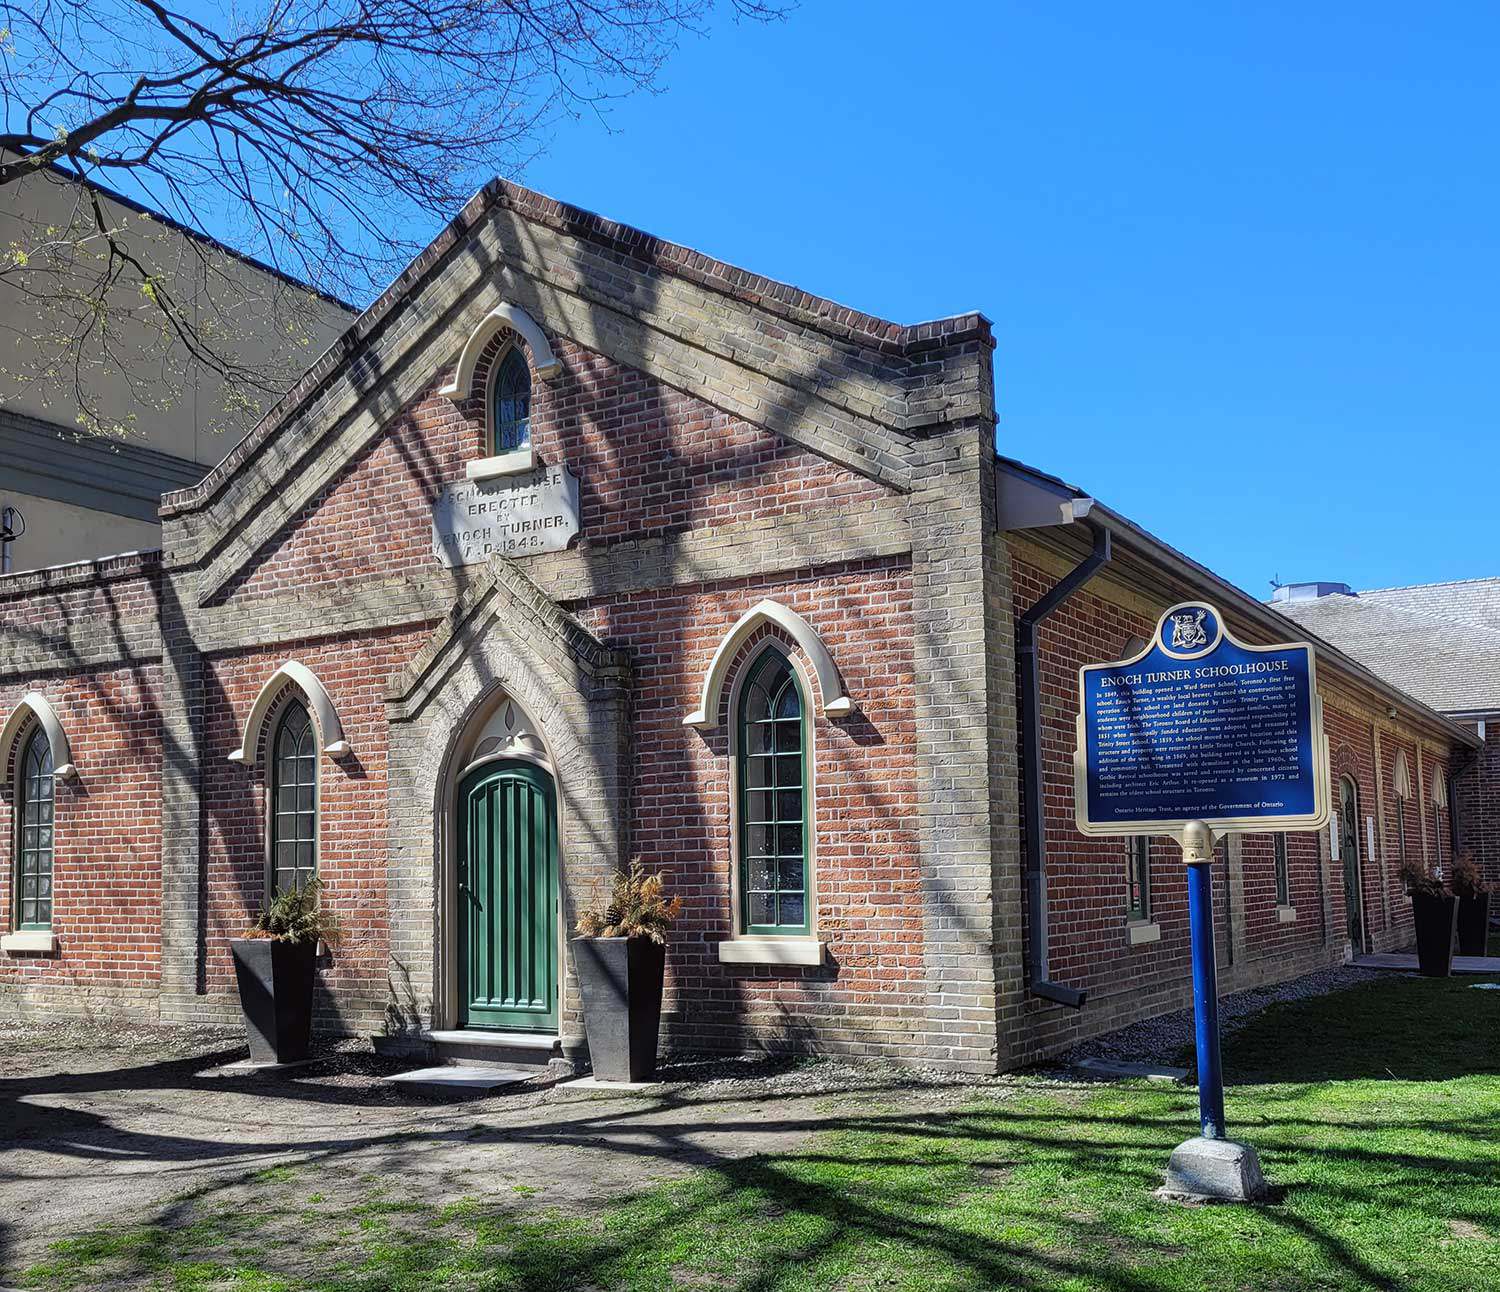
19, 974, 1500, 1292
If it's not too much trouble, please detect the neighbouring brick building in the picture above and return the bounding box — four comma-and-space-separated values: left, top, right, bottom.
1272, 579, 1500, 893
0, 183, 1481, 1071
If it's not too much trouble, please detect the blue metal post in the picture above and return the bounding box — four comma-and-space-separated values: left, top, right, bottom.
1187, 858, 1227, 1140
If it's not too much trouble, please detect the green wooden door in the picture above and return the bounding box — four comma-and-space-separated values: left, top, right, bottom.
457, 761, 558, 1031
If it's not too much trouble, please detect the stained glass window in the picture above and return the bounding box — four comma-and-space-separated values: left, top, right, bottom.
492, 349, 531, 452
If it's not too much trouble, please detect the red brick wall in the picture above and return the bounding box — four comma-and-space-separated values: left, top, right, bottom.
201, 628, 431, 1024
1006, 539, 1465, 1053
225, 330, 887, 602
1007, 552, 1269, 1011
0, 553, 162, 636
0, 666, 163, 998
573, 557, 921, 1052
1457, 722, 1500, 888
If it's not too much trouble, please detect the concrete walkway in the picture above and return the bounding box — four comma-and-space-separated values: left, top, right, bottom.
1354, 951, 1500, 974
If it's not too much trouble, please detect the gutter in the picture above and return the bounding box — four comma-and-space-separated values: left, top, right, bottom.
1017, 516, 1110, 1008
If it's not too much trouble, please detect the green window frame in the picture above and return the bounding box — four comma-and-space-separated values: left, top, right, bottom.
270, 701, 317, 894
1126, 836, 1150, 923
737, 648, 810, 935
491, 349, 531, 453
15, 725, 54, 930
1273, 833, 1290, 908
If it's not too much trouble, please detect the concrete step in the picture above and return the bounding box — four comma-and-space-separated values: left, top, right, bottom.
373, 1029, 588, 1072
428, 1029, 556, 1069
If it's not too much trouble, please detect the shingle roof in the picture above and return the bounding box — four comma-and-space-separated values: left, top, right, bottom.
1358, 577, 1500, 631
1272, 581, 1500, 715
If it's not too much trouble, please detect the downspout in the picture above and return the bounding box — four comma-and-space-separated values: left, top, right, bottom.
1020, 519, 1111, 1008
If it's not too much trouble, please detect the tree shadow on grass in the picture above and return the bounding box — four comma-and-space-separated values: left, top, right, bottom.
1218, 974, 1500, 1086
8, 1061, 1500, 1292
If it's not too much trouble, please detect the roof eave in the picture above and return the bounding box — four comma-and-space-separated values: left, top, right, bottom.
995, 456, 1481, 752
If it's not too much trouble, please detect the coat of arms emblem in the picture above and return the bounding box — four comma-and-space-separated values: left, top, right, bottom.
1169, 608, 1209, 651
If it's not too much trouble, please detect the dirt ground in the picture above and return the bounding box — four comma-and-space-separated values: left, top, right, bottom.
0, 1021, 995, 1283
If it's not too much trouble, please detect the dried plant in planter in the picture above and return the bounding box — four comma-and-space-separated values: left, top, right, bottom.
242, 879, 342, 947
1398, 855, 1446, 900
1451, 853, 1489, 900
576, 863, 682, 944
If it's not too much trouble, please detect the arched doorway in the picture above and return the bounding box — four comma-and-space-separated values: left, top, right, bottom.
1339, 775, 1364, 951
456, 759, 558, 1031
443, 691, 561, 1034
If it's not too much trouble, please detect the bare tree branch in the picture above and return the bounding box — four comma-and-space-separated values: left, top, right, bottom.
0, 0, 787, 438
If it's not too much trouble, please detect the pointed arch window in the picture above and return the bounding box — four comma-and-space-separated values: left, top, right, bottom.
491, 349, 532, 453
1393, 749, 1412, 866
270, 701, 318, 893
1431, 766, 1448, 872
737, 649, 810, 935
15, 725, 54, 930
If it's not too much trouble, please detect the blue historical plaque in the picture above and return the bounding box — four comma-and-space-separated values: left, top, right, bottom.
1074, 601, 1329, 836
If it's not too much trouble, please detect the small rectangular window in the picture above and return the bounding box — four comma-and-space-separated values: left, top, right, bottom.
1274, 833, 1290, 908
1126, 836, 1151, 922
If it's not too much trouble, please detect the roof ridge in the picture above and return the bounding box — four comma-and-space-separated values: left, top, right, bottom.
486, 179, 989, 346
1358, 575, 1500, 594
163, 176, 991, 519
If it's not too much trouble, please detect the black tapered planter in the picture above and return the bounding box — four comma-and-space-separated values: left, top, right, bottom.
1456, 892, 1492, 957
1410, 893, 1458, 977
229, 938, 317, 1064
571, 936, 665, 1082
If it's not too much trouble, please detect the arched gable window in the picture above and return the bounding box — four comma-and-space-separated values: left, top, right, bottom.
491, 349, 532, 453
15, 725, 54, 930
737, 648, 810, 935
270, 700, 317, 893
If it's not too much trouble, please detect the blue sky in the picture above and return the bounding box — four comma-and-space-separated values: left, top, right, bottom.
494, 1, 1498, 600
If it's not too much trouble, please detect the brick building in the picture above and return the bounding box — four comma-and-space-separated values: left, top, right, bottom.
0, 183, 1479, 1071
1272, 579, 1500, 891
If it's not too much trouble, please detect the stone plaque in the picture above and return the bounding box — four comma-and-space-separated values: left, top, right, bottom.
432, 464, 580, 568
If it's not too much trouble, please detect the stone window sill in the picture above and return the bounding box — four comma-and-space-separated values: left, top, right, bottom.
1127, 921, 1162, 947
2, 930, 57, 954
1277, 905, 1298, 923
466, 448, 534, 480
718, 938, 825, 967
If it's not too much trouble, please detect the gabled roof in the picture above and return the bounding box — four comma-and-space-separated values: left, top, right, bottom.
995, 455, 1481, 749
160, 178, 993, 606
1273, 582, 1500, 716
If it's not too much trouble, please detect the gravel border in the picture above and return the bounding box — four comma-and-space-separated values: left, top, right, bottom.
1056, 964, 1391, 1070
0, 963, 1394, 1100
